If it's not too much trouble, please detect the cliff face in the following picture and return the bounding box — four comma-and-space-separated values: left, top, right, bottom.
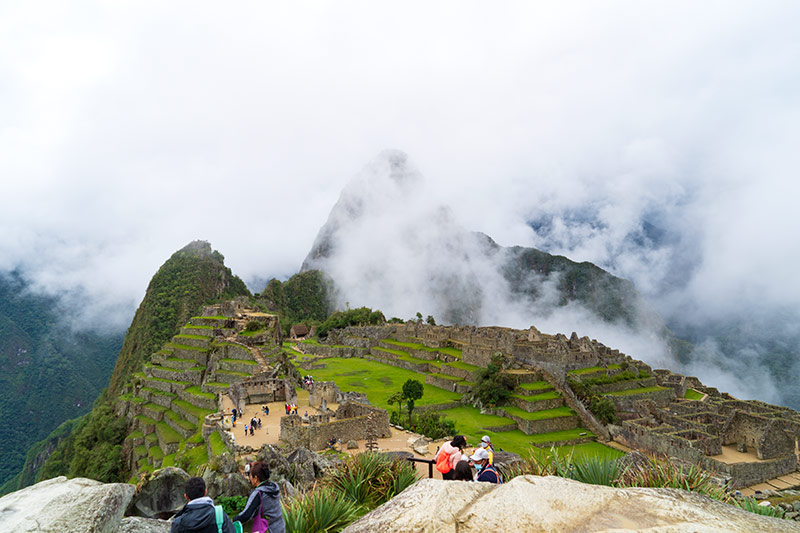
108, 240, 249, 395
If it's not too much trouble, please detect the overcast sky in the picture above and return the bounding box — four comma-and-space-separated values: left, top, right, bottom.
2, 0, 799, 358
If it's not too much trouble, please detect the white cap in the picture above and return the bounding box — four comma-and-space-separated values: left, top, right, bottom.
470, 448, 490, 462
481, 435, 491, 443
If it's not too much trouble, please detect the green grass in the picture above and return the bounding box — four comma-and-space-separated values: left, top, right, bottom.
397, 353, 442, 368
518, 380, 553, 391
167, 343, 209, 352
502, 406, 575, 421
204, 382, 231, 390
445, 361, 481, 372
145, 433, 159, 443
140, 387, 177, 399
428, 372, 462, 382
304, 357, 461, 411
220, 358, 258, 365
209, 431, 228, 456
143, 402, 168, 414
185, 386, 216, 399
216, 369, 251, 378
605, 386, 670, 396
240, 329, 266, 337
155, 422, 182, 444
527, 428, 595, 444
531, 441, 625, 461
184, 324, 214, 330
175, 334, 209, 341
164, 409, 197, 432
193, 315, 229, 320
173, 399, 215, 420
133, 445, 148, 456
135, 415, 157, 426
373, 346, 410, 357
380, 339, 462, 357
125, 430, 144, 440
512, 391, 561, 402
144, 376, 192, 387
162, 453, 177, 467
148, 446, 164, 460
684, 389, 704, 400
182, 445, 209, 473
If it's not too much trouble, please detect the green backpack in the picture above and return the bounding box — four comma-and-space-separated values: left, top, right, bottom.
214, 505, 243, 533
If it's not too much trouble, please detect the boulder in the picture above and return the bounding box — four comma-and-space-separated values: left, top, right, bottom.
286, 446, 337, 489
342, 476, 800, 533
413, 445, 430, 456
0, 476, 135, 532
127, 467, 190, 519
117, 516, 171, 532
347, 440, 359, 449
203, 453, 251, 499
491, 451, 521, 472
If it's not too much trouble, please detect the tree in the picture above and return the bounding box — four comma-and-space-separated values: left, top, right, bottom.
386, 391, 403, 417
402, 379, 424, 423
415, 312, 423, 323
426, 315, 436, 326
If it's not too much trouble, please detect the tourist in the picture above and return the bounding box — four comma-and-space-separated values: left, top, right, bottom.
170, 476, 236, 533
249, 425, 254, 436
244, 424, 248, 436
453, 460, 474, 481
232, 408, 237, 422
435, 435, 467, 480
244, 463, 251, 477
257, 418, 262, 429
265, 405, 269, 416
470, 448, 501, 484
480, 435, 495, 464
233, 461, 286, 533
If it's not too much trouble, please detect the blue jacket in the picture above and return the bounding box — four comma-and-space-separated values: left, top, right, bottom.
171, 496, 236, 533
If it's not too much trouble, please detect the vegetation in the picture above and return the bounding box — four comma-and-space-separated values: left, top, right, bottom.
472, 354, 515, 408
283, 488, 363, 533
218, 495, 248, 517
259, 270, 334, 335
317, 307, 386, 339
401, 379, 424, 422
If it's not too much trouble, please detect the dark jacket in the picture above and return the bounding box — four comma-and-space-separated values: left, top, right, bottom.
476, 464, 501, 484
170, 496, 236, 533
233, 481, 285, 533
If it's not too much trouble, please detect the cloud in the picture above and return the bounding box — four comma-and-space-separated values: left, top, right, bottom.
0, 2, 798, 402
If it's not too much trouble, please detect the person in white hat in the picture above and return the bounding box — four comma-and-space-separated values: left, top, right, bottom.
469, 447, 500, 483
479, 435, 494, 465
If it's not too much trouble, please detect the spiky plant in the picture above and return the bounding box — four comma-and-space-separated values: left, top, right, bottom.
282, 487, 363, 533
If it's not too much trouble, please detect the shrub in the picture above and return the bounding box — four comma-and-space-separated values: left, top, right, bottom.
245, 320, 261, 332
413, 410, 457, 440
218, 495, 247, 516
473, 354, 515, 407
283, 487, 363, 533
589, 397, 618, 424
732, 497, 786, 519
327, 452, 420, 508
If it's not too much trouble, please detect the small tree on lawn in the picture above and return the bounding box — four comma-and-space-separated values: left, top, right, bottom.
386, 391, 403, 418
402, 379, 424, 424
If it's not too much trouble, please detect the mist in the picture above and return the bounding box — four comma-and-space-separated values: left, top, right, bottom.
1, 3, 798, 404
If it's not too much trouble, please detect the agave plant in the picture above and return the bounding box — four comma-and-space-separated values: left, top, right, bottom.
732, 496, 786, 519
282, 487, 363, 533
567, 456, 623, 487
617, 457, 730, 502
327, 452, 421, 509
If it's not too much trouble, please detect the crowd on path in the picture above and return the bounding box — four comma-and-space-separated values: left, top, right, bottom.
434, 434, 501, 483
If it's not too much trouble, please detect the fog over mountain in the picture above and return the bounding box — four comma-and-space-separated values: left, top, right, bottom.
1, 3, 798, 406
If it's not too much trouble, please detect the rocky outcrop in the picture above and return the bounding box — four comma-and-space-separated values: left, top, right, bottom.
203, 453, 250, 499
342, 476, 800, 532
117, 516, 171, 532
0, 476, 135, 532
126, 467, 189, 519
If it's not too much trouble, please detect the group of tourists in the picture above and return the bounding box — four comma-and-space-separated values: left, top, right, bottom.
284, 403, 299, 415
434, 435, 500, 483
302, 375, 314, 390
171, 462, 285, 533
244, 416, 263, 436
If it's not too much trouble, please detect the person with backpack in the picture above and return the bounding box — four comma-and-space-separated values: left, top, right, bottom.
470, 448, 501, 484
170, 477, 236, 533
435, 435, 467, 480
233, 461, 285, 533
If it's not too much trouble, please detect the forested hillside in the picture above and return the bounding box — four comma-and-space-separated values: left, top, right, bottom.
0, 272, 123, 489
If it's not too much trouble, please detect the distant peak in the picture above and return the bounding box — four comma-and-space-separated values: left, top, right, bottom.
364, 149, 421, 186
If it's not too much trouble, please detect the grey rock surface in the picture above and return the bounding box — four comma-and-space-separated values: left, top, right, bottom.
343, 476, 800, 533
126, 467, 189, 519
117, 516, 171, 532
0, 476, 135, 533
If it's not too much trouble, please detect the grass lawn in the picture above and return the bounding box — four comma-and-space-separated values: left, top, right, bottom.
518, 380, 554, 391
567, 364, 622, 376
502, 405, 575, 420
684, 389, 704, 400
605, 386, 669, 396
305, 357, 461, 410
381, 339, 462, 358
511, 391, 561, 402
531, 441, 625, 461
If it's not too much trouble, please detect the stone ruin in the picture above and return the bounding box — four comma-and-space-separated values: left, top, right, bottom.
279, 399, 391, 451
228, 372, 291, 412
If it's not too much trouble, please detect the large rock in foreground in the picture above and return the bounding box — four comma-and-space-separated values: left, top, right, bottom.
343, 476, 800, 532
0, 476, 135, 532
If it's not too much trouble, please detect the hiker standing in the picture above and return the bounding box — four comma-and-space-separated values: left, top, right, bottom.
470, 448, 501, 484
435, 435, 467, 480
234, 461, 286, 533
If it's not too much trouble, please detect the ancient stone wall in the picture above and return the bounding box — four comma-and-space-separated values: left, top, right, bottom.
309, 381, 341, 408
279, 408, 391, 451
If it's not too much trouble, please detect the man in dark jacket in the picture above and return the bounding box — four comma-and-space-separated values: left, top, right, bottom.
171, 477, 236, 533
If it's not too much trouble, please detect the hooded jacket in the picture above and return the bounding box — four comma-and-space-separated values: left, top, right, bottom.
170, 496, 236, 533
435, 441, 462, 472
233, 481, 285, 533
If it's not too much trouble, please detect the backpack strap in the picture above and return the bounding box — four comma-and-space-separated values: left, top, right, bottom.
214, 504, 224, 533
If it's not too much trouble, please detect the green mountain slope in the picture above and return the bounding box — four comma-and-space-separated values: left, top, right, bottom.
2, 241, 249, 493
0, 272, 123, 488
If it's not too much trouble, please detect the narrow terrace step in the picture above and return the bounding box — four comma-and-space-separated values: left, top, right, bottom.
150, 348, 174, 366
144, 376, 192, 395
499, 406, 580, 435
125, 430, 145, 448
603, 386, 674, 410
219, 358, 259, 374
167, 343, 211, 366
148, 445, 164, 468
426, 373, 463, 393
510, 391, 564, 412
145, 363, 203, 385
214, 341, 257, 362
567, 364, 623, 381
172, 333, 211, 349
213, 369, 252, 385
202, 382, 230, 395
528, 428, 596, 447
134, 415, 157, 435
142, 402, 168, 422
440, 361, 482, 382
181, 325, 216, 337
155, 422, 182, 455
179, 386, 218, 411
163, 409, 197, 439
161, 357, 198, 370
137, 387, 178, 408
189, 316, 235, 328
172, 399, 215, 425
592, 377, 657, 394
515, 380, 555, 396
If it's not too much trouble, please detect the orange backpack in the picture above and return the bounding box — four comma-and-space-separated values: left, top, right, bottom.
436, 448, 452, 473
